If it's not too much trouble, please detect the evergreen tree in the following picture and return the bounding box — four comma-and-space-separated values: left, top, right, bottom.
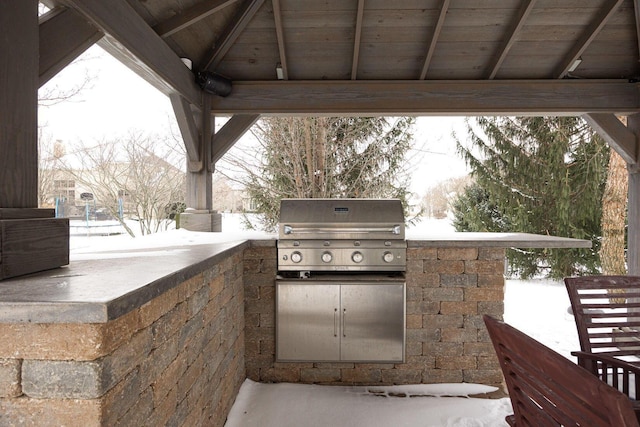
225, 117, 418, 231
453, 117, 609, 279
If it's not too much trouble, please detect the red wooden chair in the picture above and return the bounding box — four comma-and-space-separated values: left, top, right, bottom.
484, 315, 639, 427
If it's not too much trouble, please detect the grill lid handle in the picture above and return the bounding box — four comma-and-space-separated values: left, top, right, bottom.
282, 225, 402, 235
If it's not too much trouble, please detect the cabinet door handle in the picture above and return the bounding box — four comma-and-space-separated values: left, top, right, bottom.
342, 308, 346, 337
334, 308, 338, 337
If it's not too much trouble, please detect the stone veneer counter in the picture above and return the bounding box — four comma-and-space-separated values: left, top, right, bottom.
0, 230, 590, 426
0, 231, 589, 324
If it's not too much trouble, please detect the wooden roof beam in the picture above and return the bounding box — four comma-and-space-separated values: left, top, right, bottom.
200, 0, 265, 72
39, 7, 103, 87
212, 114, 260, 163
554, 0, 624, 79
153, 0, 239, 38
272, 0, 288, 80
583, 113, 638, 165
58, 0, 202, 106
486, 0, 537, 80
419, 0, 450, 80
351, 0, 365, 80
210, 80, 640, 116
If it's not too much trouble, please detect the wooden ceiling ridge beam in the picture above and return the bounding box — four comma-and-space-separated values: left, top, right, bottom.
272, 0, 288, 80
351, 0, 365, 80
153, 0, 240, 38
200, 0, 266, 72
419, 0, 450, 80
553, 0, 624, 79
211, 114, 260, 164
211, 80, 640, 115
583, 113, 638, 165
59, 0, 202, 106
39, 7, 103, 87
486, 0, 537, 80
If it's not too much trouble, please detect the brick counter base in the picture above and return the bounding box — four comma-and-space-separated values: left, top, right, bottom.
244, 246, 505, 387
0, 251, 245, 427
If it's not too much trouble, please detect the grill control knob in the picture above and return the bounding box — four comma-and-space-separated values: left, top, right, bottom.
291, 251, 303, 263
383, 251, 395, 263
321, 251, 333, 263
351, 251, 364, 263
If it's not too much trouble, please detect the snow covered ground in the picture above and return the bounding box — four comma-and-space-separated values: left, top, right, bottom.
68, 214, 581, 426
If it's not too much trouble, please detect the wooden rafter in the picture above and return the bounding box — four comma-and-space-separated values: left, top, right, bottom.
553, 0, 624, 79
583, 113, 637, 164
58, 0, 202, 106
212, 114, 260, 163
486, 0, 537, 80
351, 0, 365, 80
210, 80, 640, 115
39, 7, 103, 87
200, 0, 265, 72
419, 0, 450, 80
272, 0, 288, 80
153, 0, 239, 38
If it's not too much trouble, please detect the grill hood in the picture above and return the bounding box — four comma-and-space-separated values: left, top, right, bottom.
278, 198, 405, 240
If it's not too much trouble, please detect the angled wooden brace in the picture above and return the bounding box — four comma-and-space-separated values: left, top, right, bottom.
211, 114, 260, 164
171, 94, 205, 172
39, 7, 103, 87
583, 113, 638, 165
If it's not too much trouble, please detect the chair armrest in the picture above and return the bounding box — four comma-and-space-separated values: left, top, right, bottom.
573, 351, 640, 374
573, 350, 640, 399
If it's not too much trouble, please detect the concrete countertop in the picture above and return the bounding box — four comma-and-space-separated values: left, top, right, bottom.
0, 230, 588, 324
406, 232, 592, 248
0, 231, 275, 324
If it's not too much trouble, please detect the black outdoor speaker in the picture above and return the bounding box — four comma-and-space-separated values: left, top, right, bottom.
196, 71, 232, 97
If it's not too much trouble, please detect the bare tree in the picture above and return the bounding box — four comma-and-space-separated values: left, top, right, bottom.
59, 132, 186, 237
422, 176, 471, 219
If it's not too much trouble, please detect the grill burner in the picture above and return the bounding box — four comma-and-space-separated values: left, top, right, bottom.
277, 199, 407, 273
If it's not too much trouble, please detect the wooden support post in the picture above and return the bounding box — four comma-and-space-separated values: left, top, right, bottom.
627, 114, 640, 275
0, 1, 69, 280
1, 0, 39, 209
180, 94, 221, 231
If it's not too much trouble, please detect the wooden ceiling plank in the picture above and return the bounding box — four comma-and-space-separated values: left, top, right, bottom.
553, 0, 624, 79
200, 0, 266, 72
272, 0, 288, 80
487, 0, 537, 80
154, 0, 240, 38
351, 0, 365, 80
419, 0, 450, 80
39, 7, 103, 87
58, 0, 202, 106
170, 94, 203, 171
583, 113, 637, 164
211, 114, 260, 163
210, 79, 640, 115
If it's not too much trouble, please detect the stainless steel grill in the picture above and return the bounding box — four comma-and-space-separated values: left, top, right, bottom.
275, 198, 406, 363
277, 198, 407, 273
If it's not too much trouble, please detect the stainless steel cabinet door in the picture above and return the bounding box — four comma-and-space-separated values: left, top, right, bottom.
340, 283, 405, 362
276, 282, 340, 361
